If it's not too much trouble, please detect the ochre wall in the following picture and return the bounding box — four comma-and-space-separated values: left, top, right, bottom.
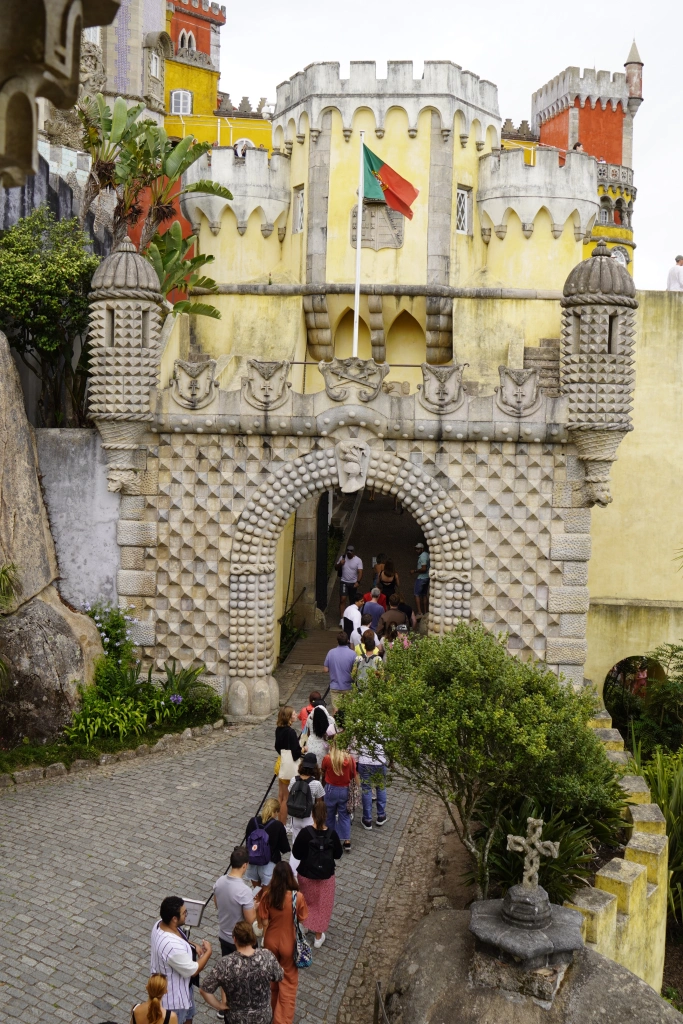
586, 291, 683, 689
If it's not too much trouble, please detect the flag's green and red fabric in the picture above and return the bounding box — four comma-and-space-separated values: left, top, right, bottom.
363, 145, 419, 219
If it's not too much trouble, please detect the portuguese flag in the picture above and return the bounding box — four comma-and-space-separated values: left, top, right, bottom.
363, 144, 419, 220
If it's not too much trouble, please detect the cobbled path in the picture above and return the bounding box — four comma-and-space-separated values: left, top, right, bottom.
0, 671, 415, 1024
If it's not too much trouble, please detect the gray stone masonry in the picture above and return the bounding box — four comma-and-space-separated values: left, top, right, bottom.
0, 671, 415, 1024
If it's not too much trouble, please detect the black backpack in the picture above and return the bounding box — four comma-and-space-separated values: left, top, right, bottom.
305, 828, 335, 878
287, 777, 313, 818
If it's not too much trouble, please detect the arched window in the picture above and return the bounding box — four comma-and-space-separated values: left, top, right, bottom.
170, 89, 192, 115
614, 199, 624, 227
599, 197, 612, 226
178, 30, 187, 49
187, 31, 196, 50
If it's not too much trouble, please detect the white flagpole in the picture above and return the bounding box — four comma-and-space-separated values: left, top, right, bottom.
352, 129, 365, 359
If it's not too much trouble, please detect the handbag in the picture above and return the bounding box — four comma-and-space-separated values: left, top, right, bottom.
278, 748, 298, 781
292, 891, 312, 969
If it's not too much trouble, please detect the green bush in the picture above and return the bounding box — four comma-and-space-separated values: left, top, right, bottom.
158, 659, 221, 725
65, 693, 148, 744
342, 623, 621, 898
604, 644, 683, 756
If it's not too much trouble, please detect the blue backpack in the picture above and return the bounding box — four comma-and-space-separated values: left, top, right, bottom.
247, 817, 272, 866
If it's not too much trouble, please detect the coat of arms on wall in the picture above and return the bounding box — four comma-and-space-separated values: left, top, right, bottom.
242, 359, 292, 411
171, 358, 218, 410
418, 363, 466, 414
350, 204, 404, 250
319, 357, 390, 403
495, 366, 542, 417
335, 440, 370, 493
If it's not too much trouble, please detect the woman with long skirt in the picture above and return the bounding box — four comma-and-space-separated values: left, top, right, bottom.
257, 862, 308, 1024
292, 798, 343, 948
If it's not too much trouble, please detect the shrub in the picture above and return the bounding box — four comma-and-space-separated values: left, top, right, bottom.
86, 600, 137, 672
604, 644, 683, 756
159, 659, 221, 725
342, 623, 621, 899
65, 693, 148, 744
636, 746, 683, 921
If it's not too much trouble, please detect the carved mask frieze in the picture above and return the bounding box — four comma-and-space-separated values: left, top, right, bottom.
495, 366, 542, 417
335, 440, 370, 493
319, 357, 389, 403
242, 359, 292, 411
418, 363, 466, 414
171, 358, 218, 410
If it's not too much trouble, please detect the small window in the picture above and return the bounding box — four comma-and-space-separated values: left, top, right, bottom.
607, 314, 618, 355
150, 51, 160, 79
83, 26, 101, 45
178, 30, 187, 49
456, 187, 472, 234
170, 90, 192, 115
187, 32, 196, 51
141, 310, 150, 348
105, 308, 115, 346
292, 187, 305, 234
569, 313, 581, 355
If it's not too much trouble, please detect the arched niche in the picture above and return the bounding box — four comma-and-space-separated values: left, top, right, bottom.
385, 309, 426, 391
333, 308, 372, 360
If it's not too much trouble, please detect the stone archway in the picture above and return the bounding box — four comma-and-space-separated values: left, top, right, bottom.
227, 444, 472, 716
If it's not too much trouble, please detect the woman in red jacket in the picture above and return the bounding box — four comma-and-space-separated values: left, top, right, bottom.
320, 738, 356, 853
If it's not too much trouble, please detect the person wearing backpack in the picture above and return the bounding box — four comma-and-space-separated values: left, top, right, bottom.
287, 753, 324, 876
245, 798, 291, 888
352, 634, 385, 686
291, 798, 343, 948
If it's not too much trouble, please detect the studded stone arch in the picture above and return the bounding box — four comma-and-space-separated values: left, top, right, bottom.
227, 445, 472, 716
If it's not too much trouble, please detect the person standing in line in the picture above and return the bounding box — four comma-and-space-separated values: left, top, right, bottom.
354, 626, 383, 657
336, 544, 363, 620
150, 897, 213, 1024
245, 798, 291, 889
199, 921, 284, 1024
377, 559, 399, 600
292, 798, 344, 949
377, 593, 409, 637
350, 612, 380, 650
274, 706, 302, 825
257, 862, 308, 1024
352, 634, 384, 685
342, 592, 365, 640
396, 592, 417, 629
321, 738, 356, 853
410, 542, 430, 618
362, 587, 386, 628
297, 689, 322, 730
356, 742, 388, 831
131, 974, 178, 1024
287, 752, 325, 860
301, 704, 336, 765
372, 551, 386, 587
323, 631, 358, 711
667, 256, 683, 291
213, 847, 257, 956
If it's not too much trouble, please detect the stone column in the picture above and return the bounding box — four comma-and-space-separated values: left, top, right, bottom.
292, 494, 322, 630
306, 110, 332, 284
427, 110, 453, 286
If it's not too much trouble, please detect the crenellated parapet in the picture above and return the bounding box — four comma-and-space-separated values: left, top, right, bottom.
181, 147, 291, 237
272, 60, 500, 143
477, 148, 598, 240
532, 67, 630, 128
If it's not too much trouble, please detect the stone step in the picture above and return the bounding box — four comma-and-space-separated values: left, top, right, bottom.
587, 709, 613, 730
627, 802, 667, 836
625, 832, 668, 887
564, 886, 617, 949
618, 775, 651, 804
606, 750, 630, 766
592, 727, 625, 750
595, 857, 647, 915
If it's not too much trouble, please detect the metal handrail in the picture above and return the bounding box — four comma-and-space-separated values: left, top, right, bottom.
373, 981, 391, 1024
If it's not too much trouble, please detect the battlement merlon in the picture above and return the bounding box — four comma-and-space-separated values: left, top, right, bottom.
532, 67, 630, 129
182, 148, 291, 236
477, 148, 599, 239
272, 60, 500, 139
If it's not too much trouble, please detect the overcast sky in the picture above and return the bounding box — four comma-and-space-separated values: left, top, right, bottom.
219, 0, 678, 290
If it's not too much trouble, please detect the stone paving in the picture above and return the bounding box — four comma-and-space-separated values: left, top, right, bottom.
0, 671, 416, 1024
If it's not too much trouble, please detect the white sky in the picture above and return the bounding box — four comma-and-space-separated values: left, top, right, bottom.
219, 0, 679, 290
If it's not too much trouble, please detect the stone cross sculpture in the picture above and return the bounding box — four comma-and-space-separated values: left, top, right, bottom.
507, 817, 560, 888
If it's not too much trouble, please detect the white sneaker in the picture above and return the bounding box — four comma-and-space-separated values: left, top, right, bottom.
314, 933, 326, 948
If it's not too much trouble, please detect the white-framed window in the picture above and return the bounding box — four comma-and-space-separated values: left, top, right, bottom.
170, 89, 192, 115
456, 186, 472, 234
178, 30, 187, 49
83, 26, 101, 45
150, 51, 160, 79
292, 186, 305, 234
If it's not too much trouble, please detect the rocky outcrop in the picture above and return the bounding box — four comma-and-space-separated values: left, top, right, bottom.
383, 908, 682, 1024
0, 586, 102, 745
0, 332, 104, 743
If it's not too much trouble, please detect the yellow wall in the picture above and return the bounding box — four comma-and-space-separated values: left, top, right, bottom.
586, 291, 683, 689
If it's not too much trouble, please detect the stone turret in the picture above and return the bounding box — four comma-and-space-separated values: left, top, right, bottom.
560, 239, 637, 506
88, 237, 163, 495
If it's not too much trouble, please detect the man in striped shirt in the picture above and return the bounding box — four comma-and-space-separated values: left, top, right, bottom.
150, 896, 213, 1024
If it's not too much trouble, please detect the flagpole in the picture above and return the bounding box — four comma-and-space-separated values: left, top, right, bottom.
352, 129, 365, 359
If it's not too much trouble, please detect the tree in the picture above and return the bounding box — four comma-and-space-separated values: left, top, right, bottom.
78, 95, 232, 251
145, 222, 221, 320
341, 623, 621, 899
0, 209, 100, 427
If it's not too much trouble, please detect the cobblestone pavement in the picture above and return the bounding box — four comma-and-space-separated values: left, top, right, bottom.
0, 671, 416, 1024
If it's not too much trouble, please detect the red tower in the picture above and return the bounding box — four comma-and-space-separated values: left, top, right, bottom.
167, 0, 226, 64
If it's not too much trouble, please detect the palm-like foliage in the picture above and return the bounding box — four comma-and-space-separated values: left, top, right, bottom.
145, 222, 221, 319
638, 747, 683, 921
